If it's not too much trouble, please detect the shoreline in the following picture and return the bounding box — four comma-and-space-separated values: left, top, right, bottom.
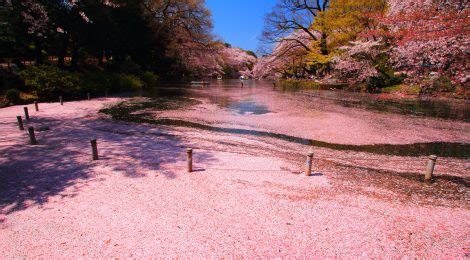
277, 78, 470, 100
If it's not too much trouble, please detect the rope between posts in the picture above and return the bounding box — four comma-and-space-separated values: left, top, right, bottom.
204, 168, 294, 173
84, 127, 464, 162
3, 105, 459, 179
320, 156, 422, 162
6, 125, 458, 164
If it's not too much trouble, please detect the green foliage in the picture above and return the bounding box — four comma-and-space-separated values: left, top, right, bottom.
431, 76, 455, 92
367, 53, 406, 92
224, 42, 232, 48
382, 84, 421, 95
18, 65, 81, 101
246, 51, 257, 58
306, 46, 335, 75
141, 71, 158, 88
280, 79, 320, 90
0, 67, 24, 92
83, 72, 144, 93
18, 65, 145, 101
222, 65, 237, 78
80, 71, 115, 94
381, 84, 403, 93
368, 70, 405, 90
109, 57, 143, 75
5, 88, 20, 104
115, 74, 143, 91
420, 76, 456, 94
408, 85, 421, 95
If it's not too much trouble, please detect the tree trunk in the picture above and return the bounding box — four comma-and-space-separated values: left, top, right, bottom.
98, 50, 105, 66
58, 33, 69, 69
34, 37, 43, 65
71, 42, 79, 71
320, 32, 328, 56
7, 59, 11, 73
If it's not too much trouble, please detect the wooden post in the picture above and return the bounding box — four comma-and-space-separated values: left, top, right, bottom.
241, 82, 244, 88
16, 116, 24, 130
28, 127, 37, 145
23, 107, 30, 120
59, 96, 63, 105
306, 152, 314, 176
424, 155, 437, 181
187, 148, 193, 173
87, 92, 90, 100
90, 139, 99, 160
34, 101, 39, 111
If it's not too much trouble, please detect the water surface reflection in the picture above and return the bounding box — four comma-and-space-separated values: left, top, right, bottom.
148, 80, 469, 121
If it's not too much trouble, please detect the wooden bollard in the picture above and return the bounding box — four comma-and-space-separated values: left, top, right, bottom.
90, 139, 99, 160
241, 82, 244, 88
186, 148, 193, 172
87, 92, 90, 100
28, 127, 37, 145
16, 116, 24, 130
59, 96, 63, 105
34, 101, 39, 111
424, 155, 437, 181
305, 152, 314, 176
23, 107, 30, 120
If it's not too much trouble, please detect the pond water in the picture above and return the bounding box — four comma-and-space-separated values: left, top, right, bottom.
299, 91, 470, 122
209, 97, 271, 115
108, 80, 470, 158
150, 80, 469, 121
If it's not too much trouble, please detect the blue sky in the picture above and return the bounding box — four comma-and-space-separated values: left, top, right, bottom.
206, 0, 277, 51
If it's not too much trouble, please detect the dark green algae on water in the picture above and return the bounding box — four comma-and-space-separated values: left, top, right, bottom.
100, 97, 470, 159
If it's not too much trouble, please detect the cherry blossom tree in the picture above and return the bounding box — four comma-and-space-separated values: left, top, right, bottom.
385, 0, 470, 86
